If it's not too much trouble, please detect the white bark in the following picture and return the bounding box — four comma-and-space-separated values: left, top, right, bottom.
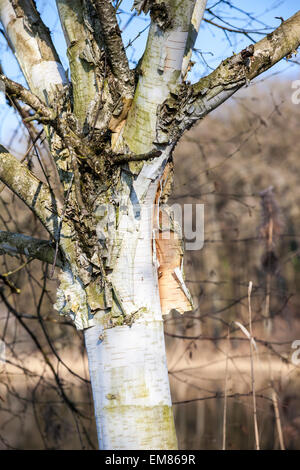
109, 154, 166, 319
122, 0, 196, 154
181, 0, 208, 78
80, 153, 178, 449
78, 146, 192, 448
74, 2, 200, 446
0, 0, 67, 102
85, 321, 177, 449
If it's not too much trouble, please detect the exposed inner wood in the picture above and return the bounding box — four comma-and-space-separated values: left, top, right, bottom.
154, 163, 192, 315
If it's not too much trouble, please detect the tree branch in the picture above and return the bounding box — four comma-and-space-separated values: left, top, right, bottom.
124, 0, 197, 153
56, 0, 100, 128
111, 149, 162, 164
0, 231, 62, 267
0, 0, 67, 103
0, 145, 61, 238
157, 10, 300, 141
181, 0, 208, 79
0, 146, 82, 273
0, 74, 55, 121
0, 71, 96, 158
94, 0, 134, 98
203, 17, 266, 37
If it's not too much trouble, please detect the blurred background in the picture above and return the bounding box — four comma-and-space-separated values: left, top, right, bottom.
0, 0, 300, 450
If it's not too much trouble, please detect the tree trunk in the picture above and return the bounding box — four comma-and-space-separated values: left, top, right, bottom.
50, 144, 187, 448
85, 156, 177, 449
85, 319, 177, 449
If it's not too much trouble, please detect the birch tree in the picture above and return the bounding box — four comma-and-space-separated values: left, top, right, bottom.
0, 0, 299, 450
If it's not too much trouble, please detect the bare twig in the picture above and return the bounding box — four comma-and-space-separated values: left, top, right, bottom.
0, 231, 62, 267
248, 281, 260, 450
0, 75, 55, 122
222, 326, 230, 450
111, 149, 162, 164
271, 388, 285, 450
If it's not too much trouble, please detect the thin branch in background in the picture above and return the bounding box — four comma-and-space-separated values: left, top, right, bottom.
193, 48, 215, 71
126, 23, 150, 49
203, 17, 263, 41
271, 387, 285, 450
248, 281, 260, 450
259, 186, 283, 332
20, 130, 44, 164
267, 318, 285, 450
222, 326, 230, 450
0, 291, 82, 418
5, 94, 54, 193
114, 0, 124, 11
